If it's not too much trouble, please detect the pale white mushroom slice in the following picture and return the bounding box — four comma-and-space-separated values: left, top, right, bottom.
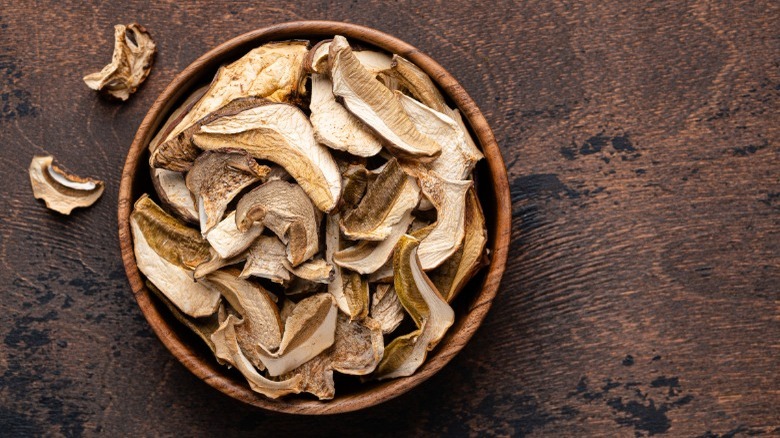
283, 258, 334, 284
83, 23, 156, 101
130, 196, 219, 318
370, 283, 405, 335
325, 213, 350, 312
29, 156, 105, 215
415, 173, 472, 270
151, 169, 198, 223
340, 158, 420, 241
310, 73, 383, 157
373, 235, 454, 379
192, 102, 341, 212
329, 35, 440, 161
306, 40, 392, 75
239, 235, 291, 284
334, 210, 413, 274
331, 314, 384, 375
193, 249, 246, 279
235, 180, 320, 267
211, 315, 303, 398
206, 211, 264, 259
148, 85, 208, 154
368, 260, 394, 283
258, 294, 338, 377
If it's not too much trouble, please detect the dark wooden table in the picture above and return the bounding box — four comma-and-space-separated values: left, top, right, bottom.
1, 1, 777, 436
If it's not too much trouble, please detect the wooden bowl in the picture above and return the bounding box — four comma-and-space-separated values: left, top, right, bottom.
118, 21, 511, 414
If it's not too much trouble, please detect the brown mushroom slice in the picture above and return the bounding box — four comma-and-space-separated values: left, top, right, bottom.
29, 156, 105, 215
329, 36, 440, 161
398, 93, 483, 181
83, 24, 155, 101
340, 158, 420, 241
331, 314, 384, 375
429, 188, 488, 302
130, 196, 218, 318
310, 73, 383, 157
334, 210, 413, 274
340, 164, 370, 211
283, 258, 334, 284
148, 85, 209, 154
211, 315, 303, 398
258, 294, 338, 377
277, 353, 335, 400
185, 150, 270, 235
370, 283, 405, 335
415, 173, 472, 270
193, 249, 246, 280
201, 270, 283, 367
386, 55, 447, 112
192, 103, 342, 213
151, 169, 198, 223
373, 235, 454, 379
239, 235, 291, 284
235, 180, 320, 266
206, 211, 264, 259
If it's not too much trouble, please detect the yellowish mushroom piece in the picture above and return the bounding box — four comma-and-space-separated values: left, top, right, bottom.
206, 211, 264, 260
29, 155, 105, 215
370, 283, 405, 335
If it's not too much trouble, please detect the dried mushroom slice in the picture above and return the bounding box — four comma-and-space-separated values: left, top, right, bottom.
130, 196, 218, 318
151, 169, 198, 224
193, 249, 246, 279
373, 235, 454, 379
340, 158, 419, 241
370, 283, 405, 335
342, 271, 370, 321
283, 258, 334, 284
211, 315, 303, 398
368, 260, 394, 283
331, 314, 384, 375
258, 294, 338, 376
29, 156, 104, 215
145, 281, 220, 355
193, 102, 342, 213
429, 188, 488, 302
235, 180, 320, 267
185, 150, 270, 235
206, 211, 264, 259
334, 210, 413, 274
415, 173, 472, 270
339, 164, 369, 211
148, 85, 208, 154
307, 40, 392, 76
83, 24, 155, 101
276, 353, 335, 400
310, 73, 383, 157
387, 55, 448, 113
201, 270, 283, 366
239, 235, 291, 284
329, 36, 440, 161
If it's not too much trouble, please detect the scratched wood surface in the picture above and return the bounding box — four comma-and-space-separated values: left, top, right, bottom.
1, 1, 778, 436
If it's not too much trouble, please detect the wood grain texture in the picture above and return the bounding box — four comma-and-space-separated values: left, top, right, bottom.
0, 0, 778, 435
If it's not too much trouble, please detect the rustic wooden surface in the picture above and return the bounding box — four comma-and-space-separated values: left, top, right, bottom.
0, 0, 777, 436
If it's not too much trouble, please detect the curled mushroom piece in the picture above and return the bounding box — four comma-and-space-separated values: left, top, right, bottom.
385, 54, 447, 113
193, 102, 342, 212
83, 23, 156, 101
29, 156, 105, 215
151, 169, 198, 223
283, 258, 334, 284
339, 164, 370, 211
235, 180, 320, 267
239, 235, 291, 284
206, 211, 264, 259
193, 249, 246, 279
329, 36, 441, 161
211, 315, 303, 398
185, 150, 270, 235
306, 40, 392, 76
373, 235, 454, 380
334, 210, 413, 274
415, 172, 472, 270
331, 314, 384, 375
370, 283, 405, 335
277, 353, 335, 400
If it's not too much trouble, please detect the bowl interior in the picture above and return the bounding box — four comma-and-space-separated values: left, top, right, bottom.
119, 21, 510, 415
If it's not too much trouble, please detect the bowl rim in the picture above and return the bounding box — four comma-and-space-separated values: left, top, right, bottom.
118, 20, 511, 415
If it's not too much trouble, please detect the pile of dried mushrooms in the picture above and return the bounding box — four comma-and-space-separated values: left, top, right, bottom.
132, 35, 488, 400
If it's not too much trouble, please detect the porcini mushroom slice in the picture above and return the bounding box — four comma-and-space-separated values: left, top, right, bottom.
325, 213, 351, 313
386, 54, 448, 113
193, 249, 246, 280
334, 210, 414, 274
329, 35, 441, 161
339, 164, 370, 211
368, 260, 394, 283
277, 353, 335, 400
307, 40, 393, 76
283, 258, 334, 284
192, 102, 342, 212
130, 196, 219, 318
145, 281, 220, 355
370, 283, 405, 335
415, 173, 472, 270
201, 270, 283, 366
148, 85, 209, 154
185, 150, 270, 235
239, 235, 291, 284
331, 314, 384, 375
151, 169, 198, 223
429, 187, 488, 302
29, 155, 105, 215
310, 73, 383, 157
258, 294, 338, 377
211, 315, 303, 398
83, 24, 155, 101
340, 158, 420, 241
235, 180, 320, 266
206, 211, 264, 259
342, 271, 370, 321
373, 235, 454, 379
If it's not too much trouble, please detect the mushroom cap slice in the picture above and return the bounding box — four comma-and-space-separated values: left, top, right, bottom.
148, 85, 208, 155
331, 314, 384, 375
310, 73, 383, 157
151, 169, 198, 224
283, 258, 334, 284
239, 235, 291, 284
235, 180, 320, 267
368, 259, 394, 283
386, 54, 448, 113
276, 353, 335, 400
211, 315, 303, 399
339, 164, 370, 211
192, 102, 342, 212
307, 40, 392, 75
373, 235, 454, 379
329, 36, 441, 161
340, 158, 420, 241
29, 156, 105, 215
185, 150, 270, 235
193, 248, 246, 280
206, 211, 264, 259
130, 196, 219, 318
370, 283, 405, 335
334, 209, 413, 274
83, 23, 155, 101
